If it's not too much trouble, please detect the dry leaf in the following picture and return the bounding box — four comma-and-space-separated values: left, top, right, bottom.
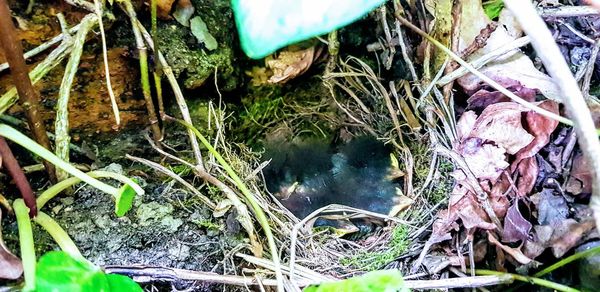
488, 231, 534, 265
470, 102, 533, 155
514, 100, 560, 167
457, 0, 561, 101
451, 186, 496, 231
458, 138, 509, 182
267, 47, 317, 84
456, 110, 478, 142
515, 156, 538, 197
533, 189, 569, 226
466, 80, 537, 111
565, 152, 593, 195
502, 201, 532, 243
156, 0, 176, 19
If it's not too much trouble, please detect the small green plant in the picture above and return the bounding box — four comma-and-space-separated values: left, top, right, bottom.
36, 251, 142, 292
341, 225, 409, 271
304, 269, 409, 292
483, 0, 505, 19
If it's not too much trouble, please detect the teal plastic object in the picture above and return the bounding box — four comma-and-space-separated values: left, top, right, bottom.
231, 0, 386, 59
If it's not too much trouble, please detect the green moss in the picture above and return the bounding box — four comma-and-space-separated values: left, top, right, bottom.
340, 225, 409, 271
233, 78, 337, 146
157, 0, 238, 90
193, 219, 221, 231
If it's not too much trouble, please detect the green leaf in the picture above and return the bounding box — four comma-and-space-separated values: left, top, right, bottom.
231, 0, 386, 59
106, 274, 143, 292
483, 0, 504, 19
35, 251, 142, 292
190, 16, 218, 51
36, 251, 109, 292
304, 270, 409, 292
115, 182, 137, 217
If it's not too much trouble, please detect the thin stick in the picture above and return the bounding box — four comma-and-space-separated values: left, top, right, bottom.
0, 38, 73, 115
94, 0, 120, 125
504, 0, 600, 240
121, 0, 162, 144
539, 5, 599, 18
582, 40, 600, 100
0, 23, 81, 73
394, 14, 573, 126
54, 14, 97, 181
132, 18, 205, 170
126, 154, 216, 209
0, 0, 56, 182
437, 36, 531, 85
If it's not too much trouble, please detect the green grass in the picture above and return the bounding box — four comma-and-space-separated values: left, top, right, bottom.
340, 225, 409, 271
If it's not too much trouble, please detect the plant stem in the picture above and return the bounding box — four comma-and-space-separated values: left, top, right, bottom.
0, 137, 37, 216
13, 199, 36, 291
170, 118, 284, 292
132, 17, 205, 170
475, 269, 579, 292
122, 0, 162, 144
0, 39, 73, 115
33, 211, 82, 259
150, 0, 165, 122
54, 14, 97, 182
0, 0, 56, 183
94, 0, 121, 126
535, 245, 600, 277
36, 170, 144, 209
0, 124, 119, 196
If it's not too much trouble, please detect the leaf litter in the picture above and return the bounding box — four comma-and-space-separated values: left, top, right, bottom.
423, 0, 599, 282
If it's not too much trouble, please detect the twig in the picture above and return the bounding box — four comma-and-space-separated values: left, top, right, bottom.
0, 0, 56, 182
132, 17, 205, 171
504, 0, 600, 237
379, 6, 395, 70
125, 154, 216, 209
437, 36, 531, 85
539, 5, 599, 18
0, 23, 81, 73
0, 37, 73, 115
94, 0, 121, 125
395, 14, 573, 126
582, 40, 600, 100
121, 0, 162, 144
104, 265, 311, 287
0, 137, 36, 217
54, 14, 97, 181
476, 270, 579, 292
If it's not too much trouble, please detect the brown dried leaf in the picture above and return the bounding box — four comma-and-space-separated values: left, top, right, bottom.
550, 219, 595, 258
452, 187, 496, 231
502, 201, 532, 243
457, 3, 561, 101
470, 102, 533, 154
456, 110, 478, 142
156, 0, 176, 19
565, 152, 593, 195
515, 156, 538, 197
466, 81, 537, 111
514, 100, 560, 166
267, 47, 316, 84
488, 232, 534, 265
458, 138, 509, 182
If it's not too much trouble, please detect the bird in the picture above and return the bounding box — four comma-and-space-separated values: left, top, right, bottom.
261, 136, 401, 220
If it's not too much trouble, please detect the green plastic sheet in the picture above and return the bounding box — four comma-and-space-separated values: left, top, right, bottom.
232, 0, 386, 59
